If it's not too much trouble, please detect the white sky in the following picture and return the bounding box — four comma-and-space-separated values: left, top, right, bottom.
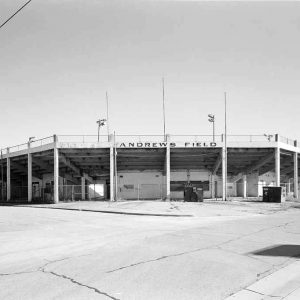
1, 0, 300, 147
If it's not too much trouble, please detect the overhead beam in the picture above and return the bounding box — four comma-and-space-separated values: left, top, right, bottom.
59, 153, 93, 183
10, 161, 42, 180
32, 157, 52, 171
212, 152, 222, 175
231, 152, 275, 182
246, 152, 274, 174
60, 173, 80, 185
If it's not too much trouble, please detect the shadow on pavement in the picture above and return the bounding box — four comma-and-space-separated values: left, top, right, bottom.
251, 244, 300, 258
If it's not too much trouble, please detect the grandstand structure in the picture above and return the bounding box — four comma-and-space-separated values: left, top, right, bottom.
0, 134, 298, 203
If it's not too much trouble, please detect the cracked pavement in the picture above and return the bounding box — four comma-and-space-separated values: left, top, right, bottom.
0, 202, 300, 299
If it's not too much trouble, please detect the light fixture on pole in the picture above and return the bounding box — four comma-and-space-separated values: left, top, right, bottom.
96, 119, 106, 142
208, 114, 215, 142
28, 136, 35, 144
264, 134, 273, 142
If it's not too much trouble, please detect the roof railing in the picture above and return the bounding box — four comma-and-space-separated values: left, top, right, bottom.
0, 134, 298, 154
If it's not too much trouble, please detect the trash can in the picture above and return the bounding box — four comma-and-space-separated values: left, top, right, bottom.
263, 187, 282, 203
184, 186, 194, 202
194, 188, 203, 202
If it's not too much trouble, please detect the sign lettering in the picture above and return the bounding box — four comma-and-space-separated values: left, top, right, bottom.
116, 142, 218, 148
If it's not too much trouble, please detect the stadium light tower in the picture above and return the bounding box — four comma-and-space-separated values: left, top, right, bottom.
208, 114, 215, 142
96, 119, 106, 142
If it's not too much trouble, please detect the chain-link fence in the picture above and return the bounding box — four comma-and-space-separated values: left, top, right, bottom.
59, 184, 106, 201
117, 184, 167, 200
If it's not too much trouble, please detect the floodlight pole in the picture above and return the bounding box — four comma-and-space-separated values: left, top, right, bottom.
162, 77, 166, 141
208, 114, 215, 142
106, 91, 109, 141
224, 92, 228, 201
97, 119, 106, 142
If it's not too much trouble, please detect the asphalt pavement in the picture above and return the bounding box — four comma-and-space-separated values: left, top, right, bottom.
1, 201, 300, 300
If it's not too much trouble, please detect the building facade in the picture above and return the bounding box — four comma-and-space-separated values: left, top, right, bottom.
0, 134, 299, 203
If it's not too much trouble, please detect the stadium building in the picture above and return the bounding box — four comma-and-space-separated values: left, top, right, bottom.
0, 134, 299, 203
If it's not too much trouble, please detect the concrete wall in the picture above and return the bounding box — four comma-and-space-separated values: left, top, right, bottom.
247, 172, 259, 197
171, 170, 211, 199
116, 170, 214, 200
117, 171, 165, 200
236, 178, 244, 197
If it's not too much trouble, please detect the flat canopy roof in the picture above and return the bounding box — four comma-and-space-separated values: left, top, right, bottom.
0, 134, 299, 158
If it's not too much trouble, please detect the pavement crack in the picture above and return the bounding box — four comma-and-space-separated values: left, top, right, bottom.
106, 220, 297, 275
245, 288, 281, 298
40, 257, 119, 300
106, 245, 213, 273
42, 269, 120, 300
0, 270, 37, 276
0, 257, 72, 277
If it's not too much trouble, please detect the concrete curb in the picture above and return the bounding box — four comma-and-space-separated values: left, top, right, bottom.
15, 205, 194, 217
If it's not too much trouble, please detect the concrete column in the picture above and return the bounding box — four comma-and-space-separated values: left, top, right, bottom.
222, 146, 227, 201
110, 146, 114, 201
6, 148, 10, 202
243, 174, 247, 199
53, 135, 59, 203
275, 147, 280, 187
294, 152, 298, 199
81, 177, 85, 200
211, 174, 215, 199
28, 143, 32, 202
165, 135, 171, 201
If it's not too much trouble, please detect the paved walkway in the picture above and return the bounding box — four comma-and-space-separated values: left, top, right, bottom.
227, 261, 300, 299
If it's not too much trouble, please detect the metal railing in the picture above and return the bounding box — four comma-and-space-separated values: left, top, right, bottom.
1, 134, 298, 156
57, 135, 108, 143
279, 136, 297, 146
30, 136, 54, 148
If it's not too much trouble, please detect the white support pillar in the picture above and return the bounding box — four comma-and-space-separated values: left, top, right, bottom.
211, 174, 215, 199
28, 142, 32, 202
275, 147, 280, 187
6, 148, 10, 202
165, 134, 171, 201
222, 146, 227, 201
110, 146, 114, 201
81, 177, 85, 200
294, 152, 298, 199
243, 174, 247, 199
53, 135, 59, 203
